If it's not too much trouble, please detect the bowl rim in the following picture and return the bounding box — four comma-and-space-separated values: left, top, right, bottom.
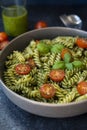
8, 26, 87, 41
1, 26, 87, 54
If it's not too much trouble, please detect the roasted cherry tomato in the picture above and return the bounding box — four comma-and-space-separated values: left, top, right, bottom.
40, 84, 56, 99
35, 21, 47, 29
61, 48, 71, 60
26, 58, 36, 68
0, 32, 8, 43
15, 64, 31, 75
49, 69, 65, 82
0, 41, 9, 50
76, 38, 87, 48
77, 81, 87, 95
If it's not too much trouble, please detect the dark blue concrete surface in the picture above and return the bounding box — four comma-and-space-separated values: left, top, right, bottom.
0, 4, 87, 130
1, 87, 87, 130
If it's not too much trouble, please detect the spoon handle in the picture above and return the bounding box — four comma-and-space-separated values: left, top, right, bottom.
59, 14, 70, 26
59, 14, 82, 29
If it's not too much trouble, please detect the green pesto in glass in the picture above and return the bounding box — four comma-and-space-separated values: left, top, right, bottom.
2, 6, 28, 37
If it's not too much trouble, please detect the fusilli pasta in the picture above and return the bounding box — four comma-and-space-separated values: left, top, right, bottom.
3, 36, 87, 104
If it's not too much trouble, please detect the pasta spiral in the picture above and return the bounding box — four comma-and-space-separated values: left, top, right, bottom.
3, 36, 87, 104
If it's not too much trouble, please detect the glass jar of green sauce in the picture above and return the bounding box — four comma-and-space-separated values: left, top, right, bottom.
1, 0, 28, 37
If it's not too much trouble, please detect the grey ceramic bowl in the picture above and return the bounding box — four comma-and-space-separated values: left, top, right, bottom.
0, 27, 87, 118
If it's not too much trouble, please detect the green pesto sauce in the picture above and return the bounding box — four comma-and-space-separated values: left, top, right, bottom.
2, 6, 28, 37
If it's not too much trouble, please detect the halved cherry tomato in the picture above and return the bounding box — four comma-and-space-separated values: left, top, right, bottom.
77, 81, 87, 95
0, 41, 9, 50
49, 69, 65, 82
76, 38, 87, 48
15, 64, 31, 75
35, 21, 47, 29
61, 48, 71, 60
26, 58, 36, 68
0, 32, 8, 43
40, 84, 56, 99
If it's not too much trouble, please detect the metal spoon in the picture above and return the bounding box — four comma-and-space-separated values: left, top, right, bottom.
59, 14, 82, 29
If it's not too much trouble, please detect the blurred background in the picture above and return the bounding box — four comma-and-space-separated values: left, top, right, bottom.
28, 0, 87, 5
24, 0, 87, 31
1, 0, 87, 32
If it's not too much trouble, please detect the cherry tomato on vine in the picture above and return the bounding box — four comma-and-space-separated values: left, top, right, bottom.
77, 81, 87, 95
35, 21, 47, 29
76, 38, 87, 48
0, 32, 8, 43
40, 84, 56, 99
49, 69, 65, 82
15, 64, 31, 75
0, 41, 9, 50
